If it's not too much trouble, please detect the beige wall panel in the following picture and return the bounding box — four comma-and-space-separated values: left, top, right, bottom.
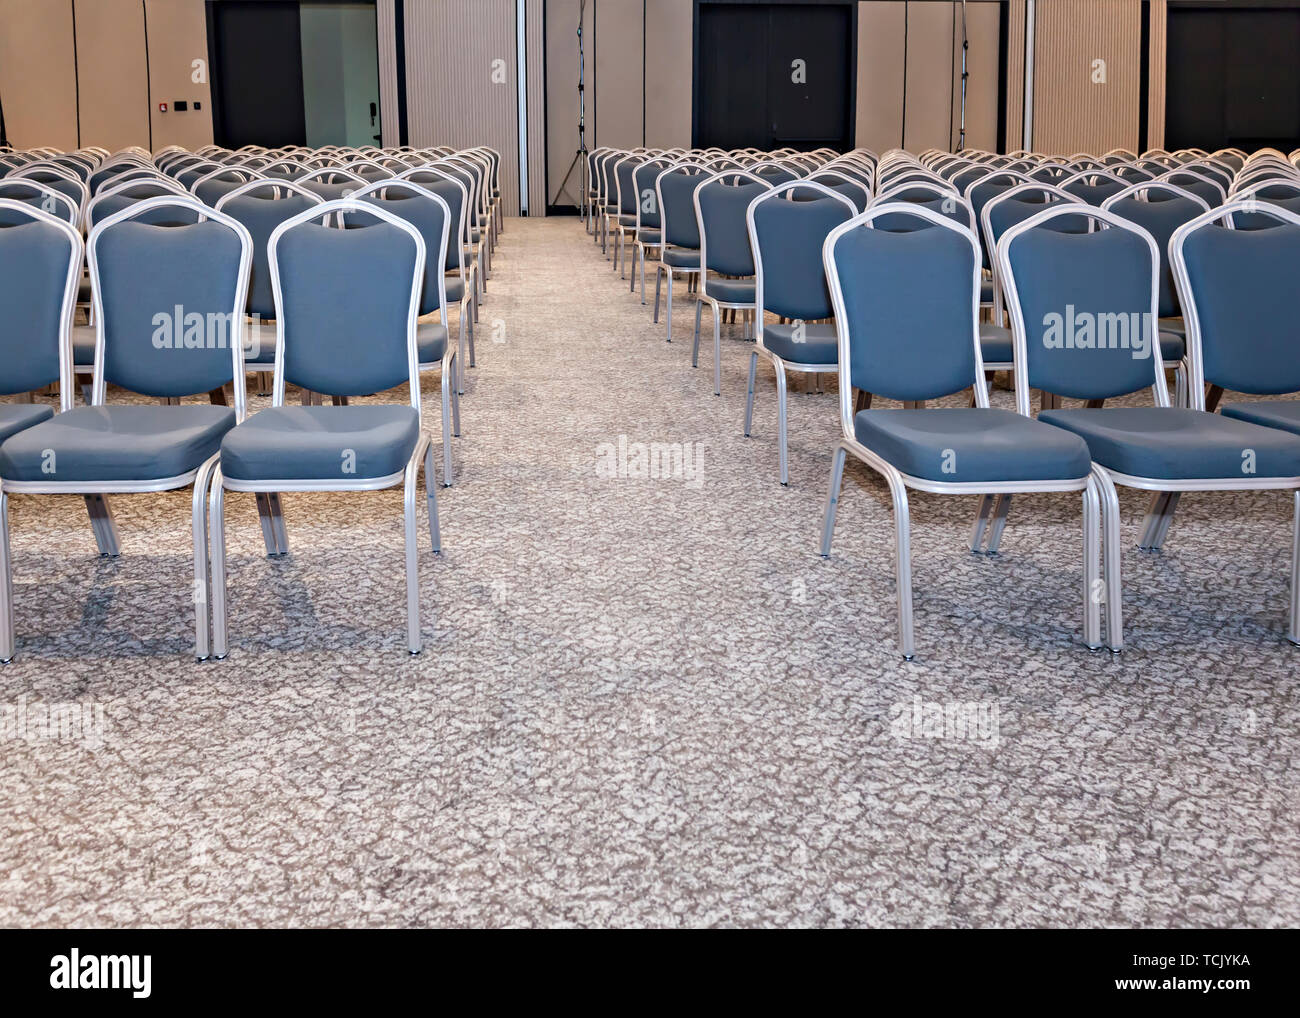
1005, 0, 1025, 151
1147, 0, 1166, 152
145, 0, 213, 152
0, 0, 79, 149
950, 0, 1000, 151
903, 1, 956, 153
644, 0, 691, 149
594, 0, 645, 150
526, 0, 546, 214
376, 0, 400, 147
856, 1, 905, 154
546, 0, 594, 207
76, 0, 150, 152
406, 0, 521, 214
1031, 0, 1141, 156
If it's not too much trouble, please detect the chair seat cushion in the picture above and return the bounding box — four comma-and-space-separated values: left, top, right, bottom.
0, 405, 235, 483
854, 407, 1093, 483
618, 214, 637, 228
445, 276, 466, 304
662, 247, 700, 269
221, 405, 420, 483
417, 321, 449, 364
981, 278, 994, 304
762, 322, 838, 365
72, 324, 96, 366
706, 278, 755, 304
77, 276, 91, 305
1221, 400, 1300, 436
1159, 316, 1185, 340
980, 323, 1013, 364
1158, 330, 1185, 362
638, 228, 662, 246
0, 404, 54, 444
1039, 406, 1300, 480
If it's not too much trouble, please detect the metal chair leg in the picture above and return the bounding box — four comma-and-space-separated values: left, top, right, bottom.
84, 493, 121, 557
970, 494, 996, 554
0, 489, 13, 662
441, 352, 455, 487
403, 446, 422, 655
665, 271, 673, 341
713, 302, 723, 396
191, 457, 218, 661
208, 470, 229, 659
653, 264, 662, 322
1290, 490, 1300, 645
1083, 476, 1103, 650
985, 494, 1013, 555
744, 350, 758, 437
775, 362, 789, 483
692, 299, 704, 366
424, 441, 442, 555
819, 445, 847, 557
1093, 465, 1124, 652
886, 472, 916, 660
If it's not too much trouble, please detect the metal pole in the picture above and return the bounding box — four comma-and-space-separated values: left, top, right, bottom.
959, 0, 969, 151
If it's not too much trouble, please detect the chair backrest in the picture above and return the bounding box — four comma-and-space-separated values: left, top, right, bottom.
800, 173, 870, 212
1171, 200, 1300, 403
615, 155, 643, 217
216, 180, 324, 319
1101, 182, 1210, 318
1228, 181, 1300, 230
354, 181, 450, 320
868, 184, 976, 232
695, 172, 770, 279
268, 198, 424, 410
192, 167, 255, 207
398, 168, 468, 272
999, 204, 1163, 410
1061, 170, 1127, 206
0, 201, 81, 406
87, 196, 252, 416
657, 163, 709, 249
0, 180, 80, 226
87, 178, 194, 229
825, 204, 985, 414
750, 182, 857, 324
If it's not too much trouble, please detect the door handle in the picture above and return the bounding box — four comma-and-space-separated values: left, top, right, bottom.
370, 102, 377, 126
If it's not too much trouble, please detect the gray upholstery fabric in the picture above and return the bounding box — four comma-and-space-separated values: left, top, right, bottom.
0, 184, 77, 226
762, 321, 838, 364
753, 195, 853, 320
980, 322, 1013, 363
72, 324, 96, 366
1007, 226, 1156, 401
661, 247, 700, 268
638, 229, 662, 246
659, 171, 705, 249
417, 321, 448, 364
220, 405, 419, 482
854, 407, 1092, 483
0, 404, 54, 444
97, 220, 243, 398
222, 193, 321, 319
705, 278, 754, 304
1179, 222, 1300, 395
1158, 330, 1185, 362
1040, 407, 1300, 480
1221, 401, 1300, 435
873, 196, 975, 233
89, 190, 200, 230
0, 219, 72, 394
698, 179, 769, 276
633, 162, 669, 231
1064, 178, 1126, 206
360, 192, 449, 318
275, 220, 419, 398
830, 220, 978, 402
0, 405, 234, 482
1108, 194, 1205, 317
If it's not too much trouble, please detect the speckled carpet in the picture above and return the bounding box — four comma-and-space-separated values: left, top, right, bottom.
0, 217, 1297, 927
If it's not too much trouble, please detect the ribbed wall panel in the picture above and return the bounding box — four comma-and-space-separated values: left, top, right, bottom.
376, 0, 400, 148
526, 0, 546, 215
1004, 1, 1026, 151
405, 0, 521, 215
1031, 0, 1141, 156
1147, 0, 1167, 151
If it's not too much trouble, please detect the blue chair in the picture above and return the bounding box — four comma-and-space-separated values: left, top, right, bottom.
692, 171, 771, 394
632, 157, 672, 303
353, 179, 461, 485
1101, 180, 1212, 406
0, 195, 253, 661
1000, 203, 1300, 649
745, 181, 857, 484
0, 179, 81, 227
1174, 200, 1300, 453
610, 153, 644, 278
1227, 180, 1300, 231
208, 198, 440, 657
1060, 169, 1128, 206
652, 161, 709, 341
819, 203, 1102, 660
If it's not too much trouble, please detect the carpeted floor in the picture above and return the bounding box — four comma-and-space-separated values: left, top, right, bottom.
1, 216, 1297, 927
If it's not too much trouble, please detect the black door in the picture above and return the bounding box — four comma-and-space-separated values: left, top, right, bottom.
695, 2, 855, 152
208, 0, 307, 148
1166, 6, 1300, 152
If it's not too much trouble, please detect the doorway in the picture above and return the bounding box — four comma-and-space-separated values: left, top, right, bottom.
693, 1, 856, 152
1166, 4, 1300, 152
208, 0, 381, 149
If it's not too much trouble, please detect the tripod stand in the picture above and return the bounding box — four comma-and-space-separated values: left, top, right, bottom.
552, 0, 590, 223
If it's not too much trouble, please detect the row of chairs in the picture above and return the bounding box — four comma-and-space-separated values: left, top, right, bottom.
581, 146, 1300, 659
0, 143, 506, 663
